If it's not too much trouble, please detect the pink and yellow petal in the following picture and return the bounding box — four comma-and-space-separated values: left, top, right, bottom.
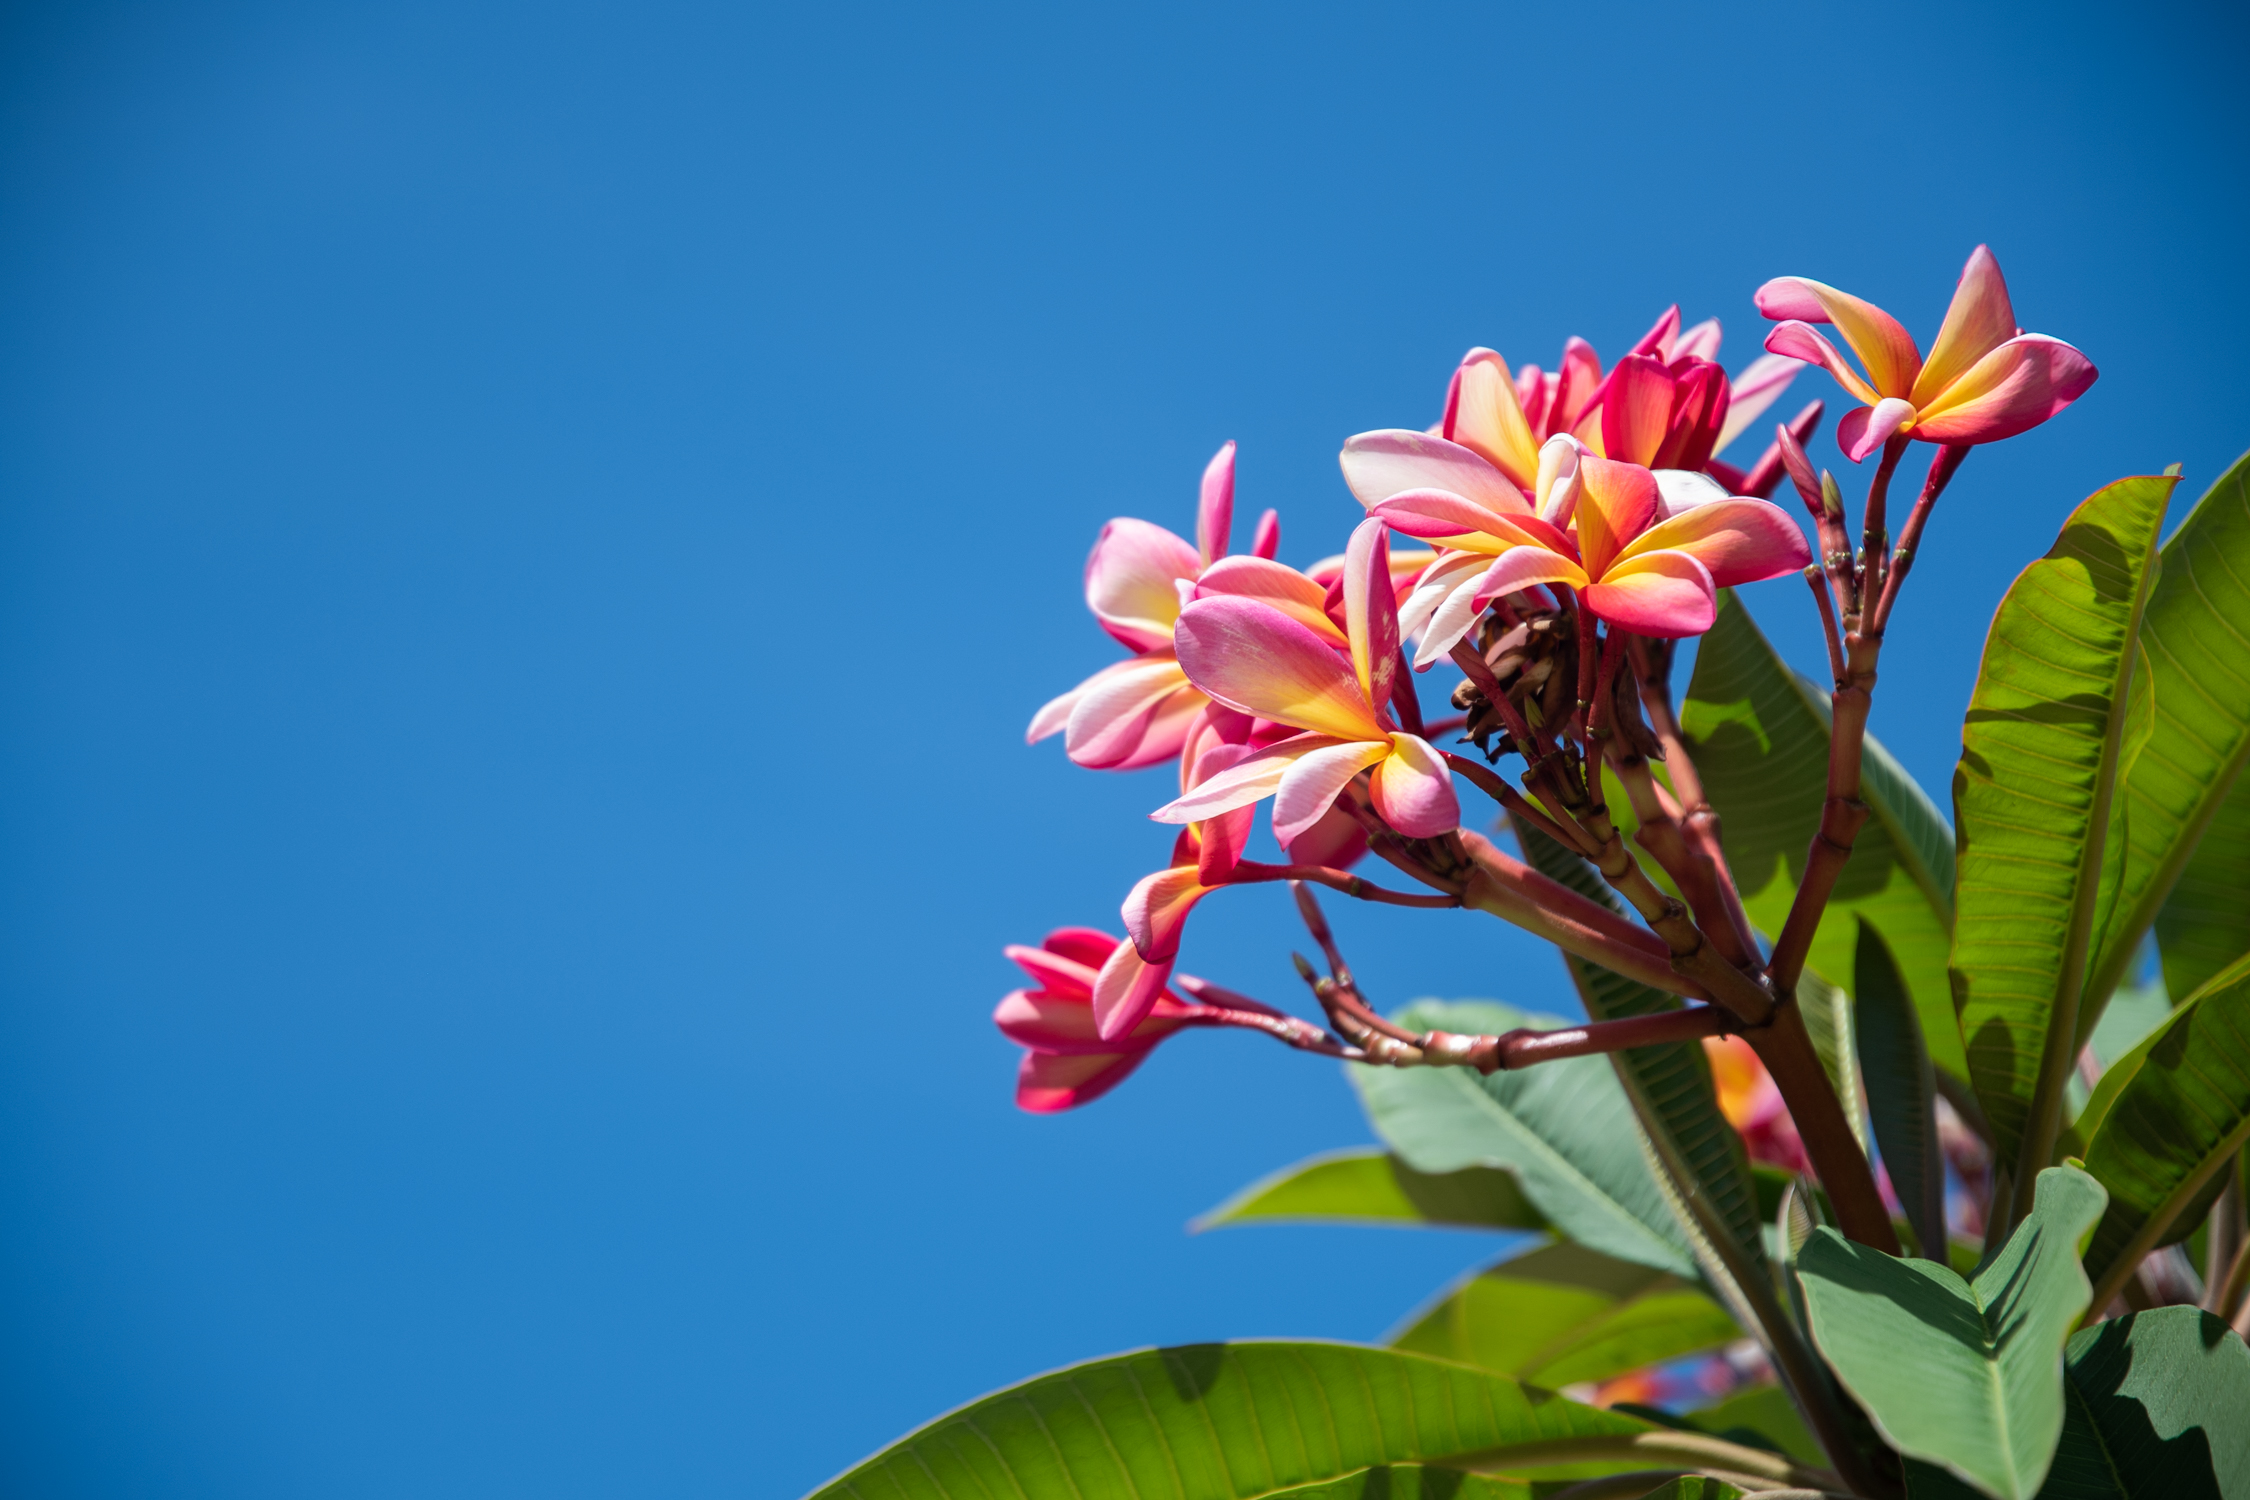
1173, 598, 1385, 741
1836, 396, 1919, 463
1753, 277, 1923, 398
1197, 441, 1236, 567
1369, 734, 1459, 838
1467, 546, 1589, 611
1195, 556, 1348, 646
1582, 550, 1717, 638
1338, 430, 1532, 515
1613, 497, 1811, 587
1911, 245, 2018, 409
1343, 519, 1399, 713
1085, 517, 1201, 651
1442, 349, 1543, 489
1575, 457, 1662, 579
1272, 739, 1390, 847
1908, 334, 2098, 447
1151, 732, 1329, 825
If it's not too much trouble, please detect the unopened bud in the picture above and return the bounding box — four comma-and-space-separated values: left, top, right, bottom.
1818, 471, 1844, 518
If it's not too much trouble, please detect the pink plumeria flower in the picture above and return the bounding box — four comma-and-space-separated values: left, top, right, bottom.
1437, 306, 1804, 487
1374, 448, 1810, 639
1756, 244, 2097, 463
995, 928, 1201, 1112
1027, 443, 1283, 770
1153, 519, 1460, 847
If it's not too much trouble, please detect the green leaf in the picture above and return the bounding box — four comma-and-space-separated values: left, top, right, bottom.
1352, 1002, 1698, 1278
1795, 1165, 2109, 1500
1681, 588, 1964, 1077
1798, 964, 1867, 1151
1857, 916, 1947, 1260
1251, 1467, 1530, 1500
1192, 1149, 1548, 1235
1677, 1384, 1824, 1468
2080, 953, 2250, 1306
1952, 473, 2177, 1177
2086, 450, 2250, 1018
1388, 1240, 1738, 1387
1510, 822, 1768, 1279
803, 1341, 1670, 1500
1631, 1481, 1746, 1500
2054, 1307, 2250, 1498
2156, 772, 2250, 1005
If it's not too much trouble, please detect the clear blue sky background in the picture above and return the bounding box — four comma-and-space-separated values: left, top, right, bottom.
1, 1, 2244, 1494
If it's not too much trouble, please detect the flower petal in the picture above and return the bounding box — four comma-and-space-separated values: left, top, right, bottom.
1403, 553, 1492, 668
1582, 549, 1717, 638
1442, 349, 1542, 488
1339, 429, 1531, 514
1197, 441, 1236, 566
1370, 734, 1459, 837
1652, 359, 1729, 471
1629, 304, 1681, 359
1003, 944, 1099, 998
1911, 245, 2017, 409
1762, 321, 1883, 408
1123, 864, 1213, 962
1284, 802, 1369, 869
1653, 468, 1731, 518
1836, 396, 1918, 463
1150, 732, 1330, 824
1251, 508, 1281, 560
996, 985, 1191, 1055
1085, 518, 1201, 652
1195, 556, 1348, 646
1713, 351, 1804, 454
1042, 927, 1123, 971
1063, 653, 1207, 770
1753, 276, 1923, 397
1272, 739, 1389, 847
1615, 497, 1811, 587
1908, 334, 2098, 448
1467, 545, 1590, 611
1344, 519, 1399, 714
1550, 337, 1603, 438
1368, 491, 1573, 555
1173, 598, 1383, 740
1672, 316, 1723, 363
1599, 354, 1676, 467
1091, 940, 1176, 1041
1014, 1048, 1151, 1112
1576, 456, 1661, 579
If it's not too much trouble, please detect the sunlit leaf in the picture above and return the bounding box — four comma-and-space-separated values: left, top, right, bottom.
1795, 1166, 2108, 1500
1952, 472, 2176, 1173
1192, 1148, 1547, 1235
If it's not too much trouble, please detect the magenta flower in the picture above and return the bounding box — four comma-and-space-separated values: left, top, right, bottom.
1154, 520, 1460, 845
994, 929, 1200, 1112
1756, 244, 2097, 462
1027, 443, 1282, 771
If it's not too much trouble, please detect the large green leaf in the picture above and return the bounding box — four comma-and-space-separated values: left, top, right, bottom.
2086, 451, 2250, 1017
1795, 1165, 2108, 1500
1952, 473, 2176, 1175
1192, 1149, 1547, 1234
2080, 953, 2250, 1306
1388, 1240, 1737, 1388
1252, 1468, 1530, 1500
1681, 588, 1963, 1077
1511, 822, 1768, 1278
2155, 772, 2250, 1005
1676, 1384, 1823, 1468
805, 1341, 1693, 1500
1857, 917, 1947, 1260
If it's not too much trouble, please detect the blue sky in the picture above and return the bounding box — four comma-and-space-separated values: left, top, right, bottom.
1, 1, 2244, 1495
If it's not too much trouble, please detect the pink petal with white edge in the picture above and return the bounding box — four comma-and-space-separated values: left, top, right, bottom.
1173, 598, 1384, 741
1582, 550, 1717, 638
1197, 441, 1236, 567
1151, 732, 1330, 825
1368, 491, 1573, 555
1015, 1049, 1150, 1112
1123, 865, 1213, 962
1837, 397, 1919, 463
1343, 519, 1400, 712
1401, 553, 1490, 667
1272, 739, 1389, 847
1672, 317, 1723, 363
1085, 517, 1202, 652
1338, 430, 1532, 514
1195, 556, 1348, 645
1576, 456, 1662, 579
1468, 546, 1588, 612
1063, 653, 1205, 770
1912, 245, 2018, 409
1714, 352, 1805, 454
1091, 941, 1176, 1041
1754, 277, 1923, 398
1908, 335, 2098, 448
1616, 497, 1812, 587
1653, 469, 1731, 518
1763, 321, 1883, 409
1042, 927, 1124, 971
1370, 734, 1459, 837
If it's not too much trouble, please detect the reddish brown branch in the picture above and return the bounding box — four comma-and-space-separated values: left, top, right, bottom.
1869, 443, 1971, 634
1228, 861, 1463, 908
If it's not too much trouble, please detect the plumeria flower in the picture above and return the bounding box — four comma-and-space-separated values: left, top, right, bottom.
1704, 1035, 1810, 1176
1371, 442, 1810, 639
1153, 519, 1460, 847
1756, 244, 2097, 463
995, 928, 1204, 1112
1027, 443, 1283, 770
1436, 306, 1804, 490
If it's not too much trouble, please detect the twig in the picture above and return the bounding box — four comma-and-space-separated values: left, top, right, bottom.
1868, 443, 1971, 634
1226, 861, 1463, 909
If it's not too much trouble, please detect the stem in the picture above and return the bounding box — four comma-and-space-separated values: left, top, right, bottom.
1226, 861, 1462, 908
1806, 566, 1848, 685
1444, 752, 1598, 857
1749, 1005, 1899, 1252
1858, 433, 1910, 609
1629, 638, 1762, 965
1868, 443, 1970, 634
1453, 830, 1711, 1002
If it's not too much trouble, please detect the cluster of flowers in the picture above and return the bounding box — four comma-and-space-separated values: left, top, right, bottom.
999, 248, 2097, 1115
